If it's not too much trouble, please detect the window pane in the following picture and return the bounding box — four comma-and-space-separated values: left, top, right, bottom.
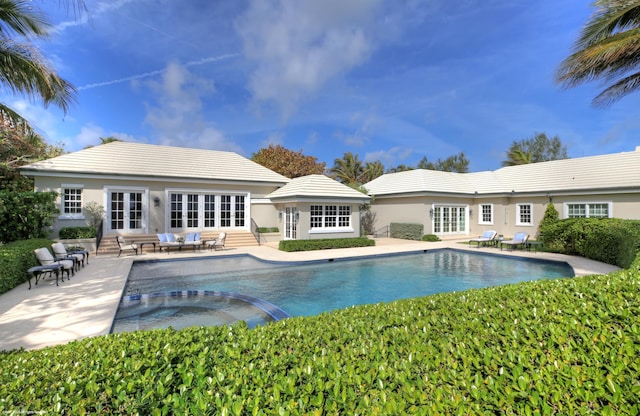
325, 205, 337, 227
63, 188, 83, 214
588, 203, 608, 218
338, 206, 351, 227
310, 205, 322, 228
567, 204, 586, 218
129, 192, 143, 229
519, 204, 532, 224
481, 204, 492, 223
204, 195, 215, 227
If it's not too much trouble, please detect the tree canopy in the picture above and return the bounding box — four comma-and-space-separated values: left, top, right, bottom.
251, 144, 326, 178
556, 0, 640, 107
417, 152, 469, 173
502, 133, 568, 167
1, 113, 63, 190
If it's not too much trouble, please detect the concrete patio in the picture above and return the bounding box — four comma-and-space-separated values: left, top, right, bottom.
0, 239, 620, 352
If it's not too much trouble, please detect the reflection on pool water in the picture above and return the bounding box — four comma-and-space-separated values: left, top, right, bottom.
111, 249, 574, 333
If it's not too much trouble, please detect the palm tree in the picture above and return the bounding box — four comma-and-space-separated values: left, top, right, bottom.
556, 0, 640, 107
0, 1, 85, 128
362, 160, 384, 183
330, 152, 365, 185
502, 148, 532, 167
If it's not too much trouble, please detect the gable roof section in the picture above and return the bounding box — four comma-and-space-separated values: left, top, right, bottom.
267, 175, 371, 202
20, 141, 290, 185
364, 148, 640, 197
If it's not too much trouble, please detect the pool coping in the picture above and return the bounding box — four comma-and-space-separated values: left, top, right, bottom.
0, 238, 621, 351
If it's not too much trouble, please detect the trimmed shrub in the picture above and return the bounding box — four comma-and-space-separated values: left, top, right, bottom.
0, 238, 55, 294
0, 191, 58, 243
257, 227, 279, 233
0, 255, 639, 414
59, 227, 96, 239
279, 237, 375, 252
390, 222, 423, 240
540, 218, 640, 268
422, 234, 440, 242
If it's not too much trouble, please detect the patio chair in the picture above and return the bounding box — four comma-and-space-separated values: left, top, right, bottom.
206, 232, 226, 251
51, 242, 85, 271
500, 232, 529, 251
469, 230, 497, 248
34, 247, 74, 279
116, 236, 139, 257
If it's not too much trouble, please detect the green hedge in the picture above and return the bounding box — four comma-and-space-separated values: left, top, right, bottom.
0, 239, 56, 294
59, 226, 97, 239
390, 222, 423, 240
279, 237, 375, 252
1, 255, 639, 414
421, 234, 440, 242
258, 227, 279, 233
540, 218, 640, 268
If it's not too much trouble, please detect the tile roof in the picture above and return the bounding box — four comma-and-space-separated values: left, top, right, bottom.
20, 141, 290, 185
267, 174, 371, 202
364, 148, 640, 196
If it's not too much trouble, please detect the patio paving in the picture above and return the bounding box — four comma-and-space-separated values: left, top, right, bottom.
0, 239, 619, 351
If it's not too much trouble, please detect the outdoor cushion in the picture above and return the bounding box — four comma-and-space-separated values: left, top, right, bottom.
185, 232, 196, 242
157, 233, 168, 243
165, 233, 176, 242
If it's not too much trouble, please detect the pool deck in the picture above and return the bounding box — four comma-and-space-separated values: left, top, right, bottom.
0, 239, 620, 352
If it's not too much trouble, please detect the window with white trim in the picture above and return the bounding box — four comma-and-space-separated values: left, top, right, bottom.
479, 204, 493, 224
310, 205, 351, 229
61, 185, 83, 218
516, 203, 533, 226
566, 202, 610, 218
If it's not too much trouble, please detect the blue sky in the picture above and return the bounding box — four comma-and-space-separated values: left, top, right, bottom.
8, 0, 640, 171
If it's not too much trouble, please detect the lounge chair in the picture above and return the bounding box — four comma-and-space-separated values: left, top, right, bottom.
51, 242, 85, 271
500, 232, 529, 251
206, 232, 226, 251
469, 230, 497, 248
181, 232, 202, 251
157, 233, 181, 253
34, 247, 74, 279
116, 236, 139, 257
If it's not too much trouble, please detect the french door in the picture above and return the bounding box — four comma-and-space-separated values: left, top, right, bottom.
432, 205, 468, 235
108, 190, 146, 233
284, 207, 297, 240
169, 192, 247, 232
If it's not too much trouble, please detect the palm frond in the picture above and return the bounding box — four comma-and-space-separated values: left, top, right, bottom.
0, 0, 50, 38
592, 71, 640, 106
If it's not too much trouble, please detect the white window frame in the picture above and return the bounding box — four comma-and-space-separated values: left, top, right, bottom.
564, 202, 612, 219
478, 203, 493, 225
309, 204, 354, 234
104, 186, 149, 234
60, 184, 84, 220
516, 203, 533, 226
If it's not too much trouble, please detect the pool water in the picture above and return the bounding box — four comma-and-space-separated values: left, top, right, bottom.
112, 249, 573, 333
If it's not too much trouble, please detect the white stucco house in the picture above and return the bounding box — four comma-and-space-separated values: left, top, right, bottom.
20, 141, 640, 247
19, 142, 370, 248
364, 146, 640, 239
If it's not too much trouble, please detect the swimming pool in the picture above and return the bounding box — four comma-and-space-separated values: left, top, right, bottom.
111, 249, 574, 333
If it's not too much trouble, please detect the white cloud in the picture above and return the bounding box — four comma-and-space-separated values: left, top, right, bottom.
142, 61, 243, 153
364, 146, 413, 166
236, 0, 385, 119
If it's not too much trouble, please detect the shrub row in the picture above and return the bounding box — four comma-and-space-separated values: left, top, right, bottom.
257, 227, 279, 233
390, 222, 423, 240
421, 234, 440, 242
279, 237, 375, 252
0, 239, 55, 295
1, 255, 639, 414
540, 218, 640, 268
59, 226, 97, 239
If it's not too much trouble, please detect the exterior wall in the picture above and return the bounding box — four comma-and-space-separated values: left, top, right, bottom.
272, 202, 363, 240
34, 176, 280, 238
371, 196, 429, 233
250, 202, 279, 230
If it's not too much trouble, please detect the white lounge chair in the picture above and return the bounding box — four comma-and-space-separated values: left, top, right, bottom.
34, 247, 75, 279
157, 233, 181, 253
206, 232, 226, 251
181, 232, 202, 251
469, 230, 497, 248
500, 232, 529, 251
51, 242, 85, 271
